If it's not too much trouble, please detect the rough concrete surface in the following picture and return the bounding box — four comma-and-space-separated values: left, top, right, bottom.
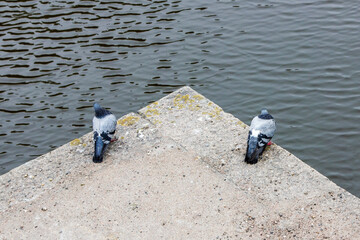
0, 87, 359, 239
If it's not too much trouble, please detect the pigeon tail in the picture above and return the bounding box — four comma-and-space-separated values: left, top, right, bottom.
93, 135, 106, 163
245, 136, 262, 164
245, 145, 265, 164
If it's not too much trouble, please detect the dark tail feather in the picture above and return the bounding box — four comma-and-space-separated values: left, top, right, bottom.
93, 136, 105, 163
245, 137, 263, 164
247, 146, 265, 164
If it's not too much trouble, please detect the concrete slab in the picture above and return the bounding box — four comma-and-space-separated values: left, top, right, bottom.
1, 87, 359, 239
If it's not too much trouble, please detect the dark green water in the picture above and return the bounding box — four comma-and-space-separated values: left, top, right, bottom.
0, 0, 359, 197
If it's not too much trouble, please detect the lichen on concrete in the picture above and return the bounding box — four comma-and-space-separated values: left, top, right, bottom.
117, 114, 140, 126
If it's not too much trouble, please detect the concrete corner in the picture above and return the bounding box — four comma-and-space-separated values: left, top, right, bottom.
1, 87, 359, 239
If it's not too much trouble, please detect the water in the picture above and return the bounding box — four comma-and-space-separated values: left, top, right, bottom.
0, 0, 359, 197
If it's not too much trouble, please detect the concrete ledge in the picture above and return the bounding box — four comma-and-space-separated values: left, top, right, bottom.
1, 87, 359, 239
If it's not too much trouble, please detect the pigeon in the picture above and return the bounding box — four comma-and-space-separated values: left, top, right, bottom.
245, 109, 276, 164
92, 103, 117, 163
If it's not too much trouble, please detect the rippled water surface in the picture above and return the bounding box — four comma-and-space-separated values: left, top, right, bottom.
1, 0, 359, 196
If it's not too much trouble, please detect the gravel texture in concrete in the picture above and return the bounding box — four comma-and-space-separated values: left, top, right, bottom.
0, 87, 359, 239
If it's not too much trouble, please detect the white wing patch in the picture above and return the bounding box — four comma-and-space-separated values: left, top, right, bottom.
251, 129, 260, 137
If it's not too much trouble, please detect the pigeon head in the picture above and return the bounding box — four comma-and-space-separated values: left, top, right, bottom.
259, 108, 273, 119
260, 109, 268, 115
93, 103, 109, 118
94, 102, 101, 110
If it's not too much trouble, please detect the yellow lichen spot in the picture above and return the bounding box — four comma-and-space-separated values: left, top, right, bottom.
193, 94, 204, 101
153, 119, 162, 125
173, 94, 198, 110
174, 94, 182, 103
70, 138, 81, 146
121, 136, 124, 140
177, 104, 185, 109
236, 120, 247, 128
208, 102, 213, 106
214, 106, 222, 113
202, 106, 223, 120
181, 94, 194, 104
202, 111, 216, 118
145, 108, 160, 117
82, 143, 87, 147
189, 104, 201, 111
152, 101, 159, 106
118, 116, 140, 126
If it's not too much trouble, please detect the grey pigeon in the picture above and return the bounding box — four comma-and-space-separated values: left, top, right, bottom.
92, 103, 117, 163
245, 109, 276, 164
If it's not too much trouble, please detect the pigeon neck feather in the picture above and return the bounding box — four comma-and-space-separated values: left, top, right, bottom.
94, 107, 110, 118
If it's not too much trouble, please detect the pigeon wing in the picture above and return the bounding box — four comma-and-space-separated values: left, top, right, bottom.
93, 114, 117, 143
